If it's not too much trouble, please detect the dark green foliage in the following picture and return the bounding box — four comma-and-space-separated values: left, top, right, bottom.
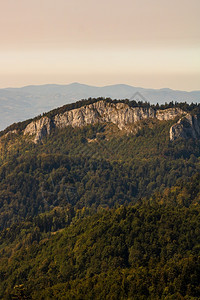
0, 188, 200, 299
0, 99, 200, 298
0, 118, 200, 229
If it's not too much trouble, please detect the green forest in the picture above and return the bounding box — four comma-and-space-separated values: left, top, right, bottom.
0, 99, 199, 299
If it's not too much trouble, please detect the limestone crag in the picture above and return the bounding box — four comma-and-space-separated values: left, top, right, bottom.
0, 130, 18, 141
23, 100, 186, 143
170, 114, 200, 141
54, 101, 157, 130
24, 116, 52, 143
156, 108, 184, 121
5, 130, 18, 136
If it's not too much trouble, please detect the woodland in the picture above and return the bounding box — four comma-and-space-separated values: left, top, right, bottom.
0, 99, 199, 299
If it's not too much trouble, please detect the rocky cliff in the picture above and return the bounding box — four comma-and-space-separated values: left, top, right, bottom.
24, 116, 52, 143
23, 100, 186, 143
170, 114, 200, 141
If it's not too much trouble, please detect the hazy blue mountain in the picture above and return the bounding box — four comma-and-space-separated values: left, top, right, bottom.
0, 82, 199, 131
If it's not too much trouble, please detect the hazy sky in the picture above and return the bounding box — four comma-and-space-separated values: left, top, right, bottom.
0, 0, 199, 90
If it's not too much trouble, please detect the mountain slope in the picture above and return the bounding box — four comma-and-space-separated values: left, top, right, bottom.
0, 99, 200, 229
1, 178, 200, 299
23, 100, 185, 143
0, 99, 200, 299
0, 82, 199, 131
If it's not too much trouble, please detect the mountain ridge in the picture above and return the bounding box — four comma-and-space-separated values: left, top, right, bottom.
2, 98, 200, 143
23, 100, 186, 143
0, 82, 199, 131
0, 91, 200, 299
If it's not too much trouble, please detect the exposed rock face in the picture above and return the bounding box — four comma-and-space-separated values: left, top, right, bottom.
23, 100, 186, 143
0, 130, 18, 141
156, 108, 184, 121
170, 114, 200, 141
54, 101, 157, 130
24, 116, 52, 143
5, 130, 18, 136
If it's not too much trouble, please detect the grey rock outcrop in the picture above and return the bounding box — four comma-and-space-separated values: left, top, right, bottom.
54, 101, 157, 130
23, 100, 186, 143
156, 108, 184, 121
24, 116, 52, 143
170, 114, 200, 141
0, 130, 18, 141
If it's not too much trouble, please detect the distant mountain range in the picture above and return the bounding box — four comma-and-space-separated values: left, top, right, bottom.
0, 82, 199, 131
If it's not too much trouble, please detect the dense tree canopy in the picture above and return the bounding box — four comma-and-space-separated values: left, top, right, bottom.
0, 99, 199, 299
0, 118, 200, 229
0, 178, 200, 299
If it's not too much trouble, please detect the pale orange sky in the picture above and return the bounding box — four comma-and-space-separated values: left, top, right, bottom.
0, 0, 199, 90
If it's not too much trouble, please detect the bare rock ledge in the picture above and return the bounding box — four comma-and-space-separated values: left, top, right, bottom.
23, 100, 188, 143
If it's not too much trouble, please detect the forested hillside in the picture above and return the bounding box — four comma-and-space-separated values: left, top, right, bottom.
0, 117, 200, 229
0, 174, 200, 299
0, 99, 199, 299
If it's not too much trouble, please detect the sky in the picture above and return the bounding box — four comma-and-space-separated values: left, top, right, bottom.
0, 0, 199, 90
